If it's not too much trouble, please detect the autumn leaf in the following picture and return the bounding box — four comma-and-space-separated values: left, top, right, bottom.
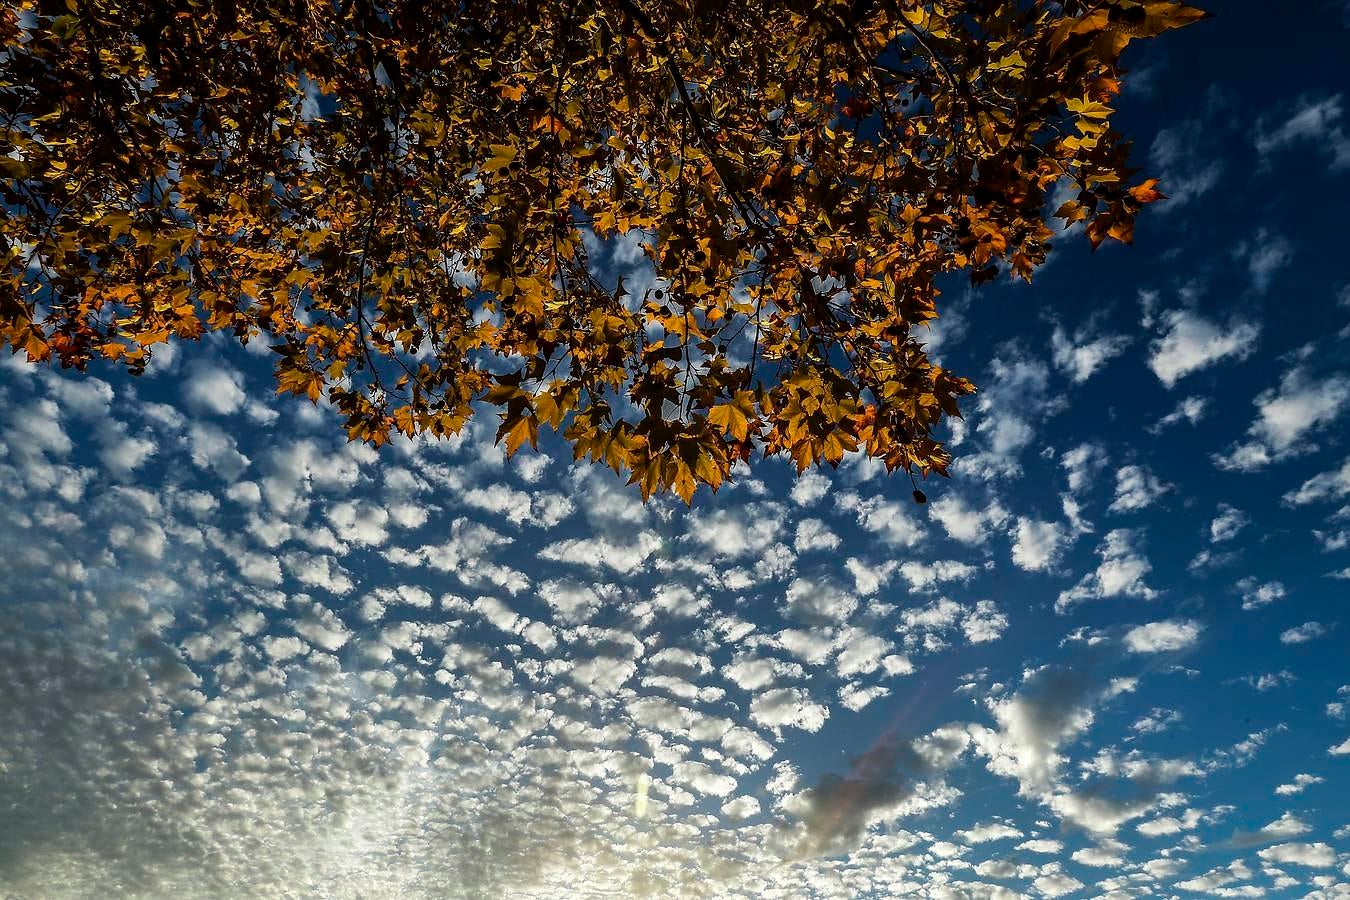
707, 392, 756, 442
1066, 97, 1113, 119
1129, 179, 1166, 205
498, 414, 539, 456
482, 144, 518, 175
671, 460, 698, 504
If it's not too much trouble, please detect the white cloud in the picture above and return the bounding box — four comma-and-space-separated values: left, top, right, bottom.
834, 492, 924, 547
794, 517, 841, 554
1314, 527, 1349, 552
1011, 517, 1070, 572
898, 559, 978, 593
776, 627, 839, 666
1255, 94, 1350, 171
1062, 442, 1108, 494
1215, 368, 1350, 471
1252, 371, 1350, 450
512, 453, 550, 483
1132, 708, 1182, 736
538, 532, 662, 574
971, 667, 1101, 798
953, 353, 1057, 480
1149, 309, 1260, 388
839, 682, 891, 711
1280, 622, 1327, 645
926, 839, 966, 859
1124, 619, 1203, 654
182, 360, 247, 415
845, 557, 895, 595
916, 289, 970, 362
929, 494, 1007, 544
1257, 842, 1337, 868
261, 635, 310, 661
236, 552, 283, 586
461, 482, 534, 525
1109, 465, 1170, 513
1071, 842, 1127, 867
790, 470, 831, 506
1285, 457, 1350, 506
1152, 394, 1209, 433
720, 795, 760, 820
537, 579, 613, 624
901, 597, 964, 633
722, 654, 800, 692
41, 373, 113, 418
1046, 786, 1156, 835
672, 761, 737, 797
1136, 807, 1205, 837
1057, 530, 1157, 612
7, 398, 73, 457
186, 422, 251, 480
1236, 228, 1293, 294
282, 551, 354, 594
833, 628, 892, 678
326, 500, 390, 547
1150, 119, 1223, 209
1017, 838, 1063, 853
292, 604, 352, 652
781, 575, 856, 625
1178, 860, 1253, 892
1209, 504, 1249, 542
388, 501, 430, 530
568, 656, 637, 695
956, 822, 1022, 844
749, 687, 830, 733
1239, 578, 1287, 611
962, 601, 1009, 645
1033, 870, 1083, 898
98, 431, 157, 475
686, 505, 787, 559
1051, 325, 1130, 383
1248, 670, 1296, 691
1274, 773, 1324, 796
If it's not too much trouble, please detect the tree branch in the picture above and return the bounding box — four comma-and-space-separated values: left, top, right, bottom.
609, 0, 770, 240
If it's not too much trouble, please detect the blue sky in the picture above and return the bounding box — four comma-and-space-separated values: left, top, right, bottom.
2, 2, 1350, 897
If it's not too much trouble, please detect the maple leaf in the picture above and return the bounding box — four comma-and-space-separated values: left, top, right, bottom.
481, 144, 518, 175
498, 414, 539, 456
706, 392, 756, 442
1129, 179, 1166, 205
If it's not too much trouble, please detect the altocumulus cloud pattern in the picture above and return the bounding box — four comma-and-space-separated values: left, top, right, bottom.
3, 4, 1350, 899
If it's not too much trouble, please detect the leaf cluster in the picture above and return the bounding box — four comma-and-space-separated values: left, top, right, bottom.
0, 0, 1203, 500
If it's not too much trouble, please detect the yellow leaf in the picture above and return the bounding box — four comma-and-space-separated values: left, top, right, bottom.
482, 144, 517, 175
1067, 97, 1113, 119
102, 212, 134, 241
481, 224, 508, 251
991, 51, 1026, 73
707, 391, 755, 442
672, 461, 697, 504
499, 414, 538, 456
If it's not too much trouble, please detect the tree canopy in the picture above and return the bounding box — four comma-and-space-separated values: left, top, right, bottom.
0, 0, 1204, 501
